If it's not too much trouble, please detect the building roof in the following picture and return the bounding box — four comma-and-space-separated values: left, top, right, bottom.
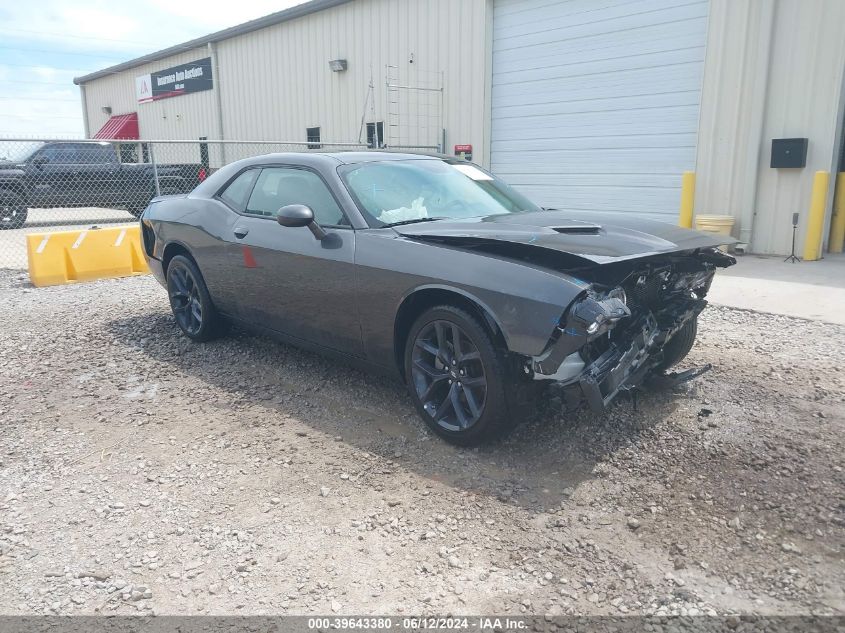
73, 0, 353, 85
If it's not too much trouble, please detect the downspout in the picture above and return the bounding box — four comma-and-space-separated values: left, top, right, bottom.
208, 41, 226, 165
481, 0, 494, 169
738, 1, 776, 249
79, 83, 90, 138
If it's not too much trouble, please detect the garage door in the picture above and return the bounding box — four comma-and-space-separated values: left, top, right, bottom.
490, 0, 709, 222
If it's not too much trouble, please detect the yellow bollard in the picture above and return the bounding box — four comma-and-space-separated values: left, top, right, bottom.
828, 172, 845, 253
678, 171, 695, 228
803, 171, 830, 261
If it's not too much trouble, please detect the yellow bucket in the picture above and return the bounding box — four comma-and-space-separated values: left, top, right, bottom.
694, 214, 735, 236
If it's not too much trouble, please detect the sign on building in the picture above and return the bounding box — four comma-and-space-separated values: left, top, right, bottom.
136, 57, 213, 103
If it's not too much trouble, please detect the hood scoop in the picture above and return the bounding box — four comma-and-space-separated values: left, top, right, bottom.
552, 224, 601, 235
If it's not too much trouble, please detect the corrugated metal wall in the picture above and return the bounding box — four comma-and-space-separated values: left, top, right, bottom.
695, 0, 845, 255
216, 0, 488, 153
82, 46, 217, 142
489, 0, 709, 222
80, 0, 489, 164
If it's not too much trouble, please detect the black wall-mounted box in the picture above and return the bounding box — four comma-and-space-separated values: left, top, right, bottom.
771, 138, 808, 168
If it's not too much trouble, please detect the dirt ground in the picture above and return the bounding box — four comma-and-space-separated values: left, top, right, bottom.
0, 269, 842, 617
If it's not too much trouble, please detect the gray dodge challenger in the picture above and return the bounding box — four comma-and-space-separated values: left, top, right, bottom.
141, 151, 735, 445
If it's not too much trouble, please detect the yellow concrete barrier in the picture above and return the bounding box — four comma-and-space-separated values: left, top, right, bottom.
26, 225, 149, 287
828, 172, 845, 254
803, 170, 829, 261
678, 171, 695, 228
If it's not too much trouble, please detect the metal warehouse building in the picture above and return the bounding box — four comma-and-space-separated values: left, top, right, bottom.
75, 0, 845, 256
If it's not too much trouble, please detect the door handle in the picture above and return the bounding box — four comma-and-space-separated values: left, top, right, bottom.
233, 226, 249, 239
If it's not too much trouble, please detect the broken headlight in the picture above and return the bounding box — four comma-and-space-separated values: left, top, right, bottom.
671, 270, 714, 299
571, 289, 631, 336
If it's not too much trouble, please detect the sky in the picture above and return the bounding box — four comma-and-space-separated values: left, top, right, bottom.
0, 0, 304, 137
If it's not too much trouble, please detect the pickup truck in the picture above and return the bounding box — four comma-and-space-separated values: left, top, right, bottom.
0, 141, 204, 229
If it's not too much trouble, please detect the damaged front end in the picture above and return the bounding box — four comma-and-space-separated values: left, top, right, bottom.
528, 247, 735, 411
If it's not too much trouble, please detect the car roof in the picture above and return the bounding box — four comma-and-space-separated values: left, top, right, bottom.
326, 151, 450, 164
235, 150, 447, 167
190, 150, 455, 200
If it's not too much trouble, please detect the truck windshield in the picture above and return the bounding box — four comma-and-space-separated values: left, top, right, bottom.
339, 159, 541, 227
0, 142, 44, 162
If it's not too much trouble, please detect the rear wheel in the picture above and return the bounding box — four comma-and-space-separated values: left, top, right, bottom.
0, 190, 27, 229
657, 316, 698, 370
405, 305, 515, 446
166, 255, 224, 342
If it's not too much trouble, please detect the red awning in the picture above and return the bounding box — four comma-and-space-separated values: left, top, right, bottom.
93, 113, 139, 140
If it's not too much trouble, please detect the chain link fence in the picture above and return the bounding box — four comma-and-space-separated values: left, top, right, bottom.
1, 138, 444, 269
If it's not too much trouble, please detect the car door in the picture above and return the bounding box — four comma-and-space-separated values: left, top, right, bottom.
72, 143, 120, 207
222, 165, 363, 357
25, 144, 76, 207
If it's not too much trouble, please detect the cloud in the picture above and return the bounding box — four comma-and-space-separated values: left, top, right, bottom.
0, 0, 304, 136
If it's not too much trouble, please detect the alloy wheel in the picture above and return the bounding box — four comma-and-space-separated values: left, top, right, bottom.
169, 264, 203, 335
0, 198, 21, 226
411, 319, 487, 432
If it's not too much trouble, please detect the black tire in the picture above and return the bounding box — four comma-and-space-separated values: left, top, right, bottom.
165, 255, 225, 342
405, 305, 516, 446
0, 190, 28, 229
658, 316, 698, 371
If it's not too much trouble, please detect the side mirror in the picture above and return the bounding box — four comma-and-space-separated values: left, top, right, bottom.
276, 204, 326, 240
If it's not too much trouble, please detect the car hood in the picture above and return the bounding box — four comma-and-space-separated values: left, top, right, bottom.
393, 210, 736, 266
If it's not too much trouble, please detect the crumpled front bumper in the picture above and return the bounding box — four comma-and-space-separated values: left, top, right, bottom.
577, 315, 661, 412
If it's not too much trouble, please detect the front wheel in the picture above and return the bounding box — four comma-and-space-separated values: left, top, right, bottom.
405, 305, 515, 446
166, 255, 225, 342
657, 316, 698, 371
0, 190, 28, 229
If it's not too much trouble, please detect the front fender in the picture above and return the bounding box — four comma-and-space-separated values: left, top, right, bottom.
396, 282, 514, 348
356, 231, 590, 367
0, 174, 29, 200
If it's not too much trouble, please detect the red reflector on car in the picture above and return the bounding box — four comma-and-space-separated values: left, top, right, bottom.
242, 245, 257, 268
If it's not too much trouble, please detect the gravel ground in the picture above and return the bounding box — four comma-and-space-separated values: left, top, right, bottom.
0, 270, 843, 617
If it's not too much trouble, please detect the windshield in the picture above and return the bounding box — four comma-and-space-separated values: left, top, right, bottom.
339, 159, 541, 227
0, 141, 44, 162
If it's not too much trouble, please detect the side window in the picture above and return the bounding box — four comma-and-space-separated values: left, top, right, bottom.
37, 145, 74, 163
219, 169, 259, 211
245, 167, 345, 226
119, 143, 138, 164
74, 143, 115, 164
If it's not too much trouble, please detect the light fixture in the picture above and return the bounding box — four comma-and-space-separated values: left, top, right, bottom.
101, 106, 112, 115
328, 59, 347, 72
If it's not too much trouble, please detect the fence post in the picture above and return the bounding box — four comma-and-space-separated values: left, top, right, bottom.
149, 143, 161, 197
678, 171, 695, 228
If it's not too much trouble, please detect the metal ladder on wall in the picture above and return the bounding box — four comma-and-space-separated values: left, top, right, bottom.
385, 64, 444, 151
